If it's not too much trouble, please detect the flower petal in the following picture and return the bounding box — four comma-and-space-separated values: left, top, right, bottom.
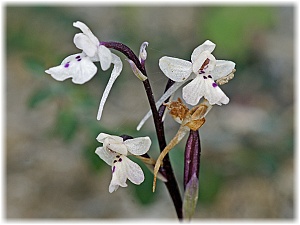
45, 53, 97, 84
192, 51, 216, 75
97, 53, 122, 121
191, 40, 216, 63
73, 33, 97, 57
124, 137, 151, 155
210, 60, 235, 80
103, 137, 128, 155
95, 147, 115, 166
96, 133, 123, 143
203, 79, 230, 105
109, 157, 128, 193
123, 156, 144, 185
73, 21, 99, 46
98, 45, 112, 71
182, 76, 206, 105
159, 56, 192, 82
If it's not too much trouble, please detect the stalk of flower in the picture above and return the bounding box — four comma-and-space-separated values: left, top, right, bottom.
95, 133, 152, 193
45, 21, 123, 121
152, 98, 212, 192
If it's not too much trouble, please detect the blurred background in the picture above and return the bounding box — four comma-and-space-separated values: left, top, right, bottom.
5, 4, 294, 219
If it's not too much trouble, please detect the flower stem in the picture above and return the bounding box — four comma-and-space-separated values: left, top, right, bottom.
102, 41, 183, 219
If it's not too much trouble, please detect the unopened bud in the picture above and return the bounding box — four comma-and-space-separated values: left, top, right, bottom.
139, 41, 149, 63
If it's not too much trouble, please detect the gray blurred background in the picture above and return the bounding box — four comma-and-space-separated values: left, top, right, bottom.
6, 4, 294, 219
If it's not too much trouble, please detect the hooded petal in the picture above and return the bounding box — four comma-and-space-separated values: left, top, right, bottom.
210, 60, 235, 80
96, 133, 123, 144
124, 137, 151, 155
97, 53, 123, 121
98, 45, 112, 71
73, 21, 99, 46
103, 137, 128, 155
95, 147, 115, 166
191, 40, 216, 63
192, 51, 216, 75
73, 33, 98, 57
45, 53, 97, 84
159, 56, 192, 82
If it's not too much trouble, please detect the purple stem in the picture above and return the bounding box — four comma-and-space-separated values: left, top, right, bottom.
102, 41, 183, 219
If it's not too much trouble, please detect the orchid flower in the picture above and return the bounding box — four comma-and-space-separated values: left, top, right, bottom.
137, 40, 235, 130
95, 133, 151, 193
45, 21, 123, 121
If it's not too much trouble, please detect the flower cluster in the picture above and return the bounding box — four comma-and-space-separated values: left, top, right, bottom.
45, 21, 236, 218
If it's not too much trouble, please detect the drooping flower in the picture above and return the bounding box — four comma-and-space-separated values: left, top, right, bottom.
45, 21, 123, 121
95, 133, 151, 193
136, 40, 235, 130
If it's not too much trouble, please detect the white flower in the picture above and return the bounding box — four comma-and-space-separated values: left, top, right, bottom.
95, 133, 151, 193
136, 40, 235, 130
159, 40, 235, 106
45, 21, 123, 121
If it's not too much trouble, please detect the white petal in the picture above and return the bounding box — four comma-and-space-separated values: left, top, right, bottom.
159, 56, 192, 82
103, 137, 127, 155
73, 33, 97, 57
73, 21, 99, 46
191, 40, 216, 63
124, 137, 151, 155
123, 157, 144, 185
109, 160, 128, 193
210, 60, 236, 80
95, 147, 115, 166
98, 45, 112, 71
96, 133, 123, 143
203, 79, 230, 105
136, 80, 188, 130
97, 53, 122, 121
45, 53, 97, 84
192, 51, 215, 75
182, 76, 206, 105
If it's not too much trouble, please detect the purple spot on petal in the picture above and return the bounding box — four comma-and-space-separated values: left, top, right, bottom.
212, 82, 218, 88
64, 62, 70, 68
208, 75, 212, 78
112, 166, 116, 173
118, 158, 122, 162
113, 160, 117, 163
203, 76, 207, 79
75, 55, 81, 59
77, 58, 82, 62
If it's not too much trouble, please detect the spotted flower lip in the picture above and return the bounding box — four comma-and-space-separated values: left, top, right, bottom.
45, 21, 123, 121
95, 133, 151, 193
159, 40, 235, 106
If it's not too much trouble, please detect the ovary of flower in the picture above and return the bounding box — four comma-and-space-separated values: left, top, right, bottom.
95, 133, 151, 193
152, 99, 212, 192
45, 21, 123, 121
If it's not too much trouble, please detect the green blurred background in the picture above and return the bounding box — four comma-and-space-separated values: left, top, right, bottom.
6, 4, 294, 219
